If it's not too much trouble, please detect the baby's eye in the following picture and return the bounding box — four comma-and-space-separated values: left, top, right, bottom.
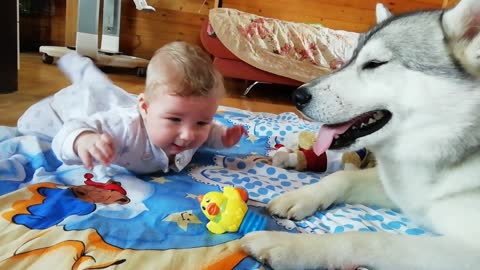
167, 117, 181, 122
197, 121, 210, 126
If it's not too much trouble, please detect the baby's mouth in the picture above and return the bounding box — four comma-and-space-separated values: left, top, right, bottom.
172, 143, 186, 152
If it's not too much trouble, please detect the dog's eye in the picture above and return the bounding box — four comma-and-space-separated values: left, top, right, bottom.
362, 60, 388, 70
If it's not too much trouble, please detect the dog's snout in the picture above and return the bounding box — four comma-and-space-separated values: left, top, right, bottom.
292, 86, 312, 109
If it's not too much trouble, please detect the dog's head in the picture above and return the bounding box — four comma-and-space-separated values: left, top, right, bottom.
294, 0, 480, 159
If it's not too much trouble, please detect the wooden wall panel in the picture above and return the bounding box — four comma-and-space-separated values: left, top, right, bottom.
65, 0, 216, 59
153, 0, 216, 14
118, 0, 210, 59
65, 0, 78, 47
220, 0, 457, 32
20, 0, 65, 50
50, 0, 66, 46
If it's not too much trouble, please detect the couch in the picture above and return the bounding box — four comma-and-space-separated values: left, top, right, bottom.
200, 20, 303, 96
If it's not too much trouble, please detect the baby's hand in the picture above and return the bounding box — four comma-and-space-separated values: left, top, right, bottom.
222, 125, 248, 148
74, 131, 116, 169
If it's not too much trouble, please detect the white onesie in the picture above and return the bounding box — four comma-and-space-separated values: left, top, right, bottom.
17, 53, 226, 174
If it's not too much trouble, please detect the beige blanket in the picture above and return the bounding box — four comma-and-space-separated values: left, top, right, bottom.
209, 8, 359, 82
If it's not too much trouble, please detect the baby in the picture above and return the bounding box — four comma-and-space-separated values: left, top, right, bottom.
18, 41, 246, 174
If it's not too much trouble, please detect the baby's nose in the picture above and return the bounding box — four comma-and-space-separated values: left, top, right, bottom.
179, 127, 195, 142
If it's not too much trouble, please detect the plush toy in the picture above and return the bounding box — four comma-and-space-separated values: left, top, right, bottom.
272, 131, 376, 172
342, 148, 376, 170
198, 186, 266, 234
272, 131, 328, 172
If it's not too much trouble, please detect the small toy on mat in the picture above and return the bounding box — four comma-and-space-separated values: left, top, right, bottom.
272, 131, 328, 172
272, 131, 376, 172
198, 186, 266, 234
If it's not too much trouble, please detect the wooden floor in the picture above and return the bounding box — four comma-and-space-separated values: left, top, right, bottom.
0, 53, 298, 127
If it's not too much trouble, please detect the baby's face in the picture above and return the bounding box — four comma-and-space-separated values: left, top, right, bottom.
140, 92, 219, 156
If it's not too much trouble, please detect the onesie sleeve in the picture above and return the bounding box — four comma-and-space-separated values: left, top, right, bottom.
52, 108, 135, 165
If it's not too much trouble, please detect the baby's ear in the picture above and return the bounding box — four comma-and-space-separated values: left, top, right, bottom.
443, 0, 480, 77
138, 93, 149, 117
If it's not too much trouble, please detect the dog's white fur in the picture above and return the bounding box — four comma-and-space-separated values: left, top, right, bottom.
241, 1, 480, 269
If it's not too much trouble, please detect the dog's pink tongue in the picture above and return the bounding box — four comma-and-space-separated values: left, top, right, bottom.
314, 121, 354, 156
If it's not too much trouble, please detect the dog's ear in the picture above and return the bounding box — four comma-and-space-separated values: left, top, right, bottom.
443, 0, 480, 40
376, 3, 392, 24
443, 0, 480, 76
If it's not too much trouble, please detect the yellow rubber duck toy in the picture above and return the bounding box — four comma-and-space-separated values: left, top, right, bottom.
197, 186, 249, 234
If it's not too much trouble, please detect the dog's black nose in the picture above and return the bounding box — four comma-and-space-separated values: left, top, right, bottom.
292, 86, 312, 109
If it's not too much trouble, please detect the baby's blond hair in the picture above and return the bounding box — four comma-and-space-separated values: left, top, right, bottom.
145, 41, 224, 99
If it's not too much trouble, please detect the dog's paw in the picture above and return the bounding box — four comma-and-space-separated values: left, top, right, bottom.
241, 231, 309, 270
242, 231, 363, 270
268, 183, 336, 220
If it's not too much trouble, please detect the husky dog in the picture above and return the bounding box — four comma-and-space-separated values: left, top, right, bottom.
241, 0, 480, 269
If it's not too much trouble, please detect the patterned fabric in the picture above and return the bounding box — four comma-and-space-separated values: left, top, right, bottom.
0, 107, 431, 269
209, 8, 360, 82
